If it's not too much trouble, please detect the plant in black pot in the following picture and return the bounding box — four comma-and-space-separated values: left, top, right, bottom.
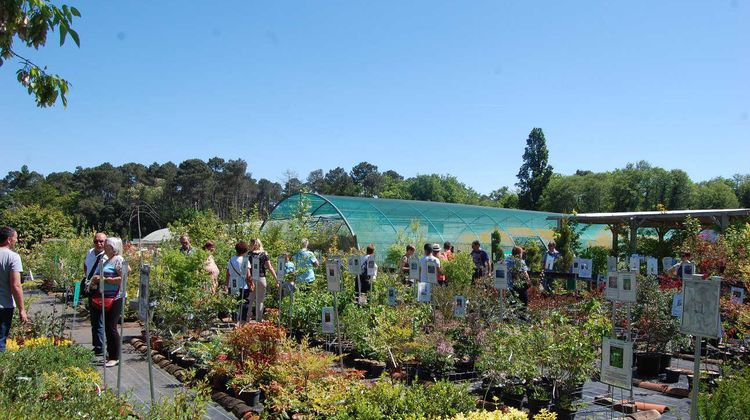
633, 275, 681, 377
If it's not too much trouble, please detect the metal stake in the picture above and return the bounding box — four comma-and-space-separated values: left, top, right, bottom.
691, 337, 702, 420
117, 261, 129, 395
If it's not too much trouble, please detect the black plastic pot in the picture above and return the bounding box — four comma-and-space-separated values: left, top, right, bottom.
553, 406, 577, 420
527, 397, 552, 414
238, 389, 261, 407
500, 388, 525, 409
659, 353, 672, 373
664, 367, 681, 383
635, 352, 662, 377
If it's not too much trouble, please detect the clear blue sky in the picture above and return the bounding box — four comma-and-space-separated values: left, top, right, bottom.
1, 1, 748, 194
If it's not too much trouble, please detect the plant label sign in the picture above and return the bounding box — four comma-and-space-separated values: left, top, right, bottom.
572, 257, 580, 275
454, 295, 466, 317
578, 258, 593, 279
607, 256, 617, 273
680, 263, 696, 280
544, 253, 555, 271
348, 255, 360, 276
731, 287, 745, 304
321, 307, 335, 334
425, 260, 438, 284
605, 272, 637, 302
408, 256, 420, 280
662, 257, 674, 273
326, 261, 341, 292
417, 282, 432, 303
646, 257, 658, 276
251, 256, 261, 279
139, 265, 150, 321
493, 261, 508, 290
387, 287, 397, 306
601, 338, 633, 391
73, 281, 81, 307
629, 254, 640, 272
681, 276, 721, 338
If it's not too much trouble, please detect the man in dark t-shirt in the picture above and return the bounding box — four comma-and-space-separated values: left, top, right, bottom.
470, 240, 490, 281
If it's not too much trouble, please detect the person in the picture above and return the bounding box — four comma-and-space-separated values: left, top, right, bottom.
202, 240, 220, 292
226, 241, 252, 321
0, 227, 27, 352
541, 240, 560, 292
278, 252, 296, 320
507, 246, 531, 307
88, 237, 128, 367
433, 243, 447, 284
668, 251, 694, 279
400, 244, 416, 284
248, 239, 278, 322
293, 239, 319, 285
442, 241, 454, 260
419, 243, 442, 283
470, 240, 490, 282
358, 244, 378, 301
84, 232, 108, 356
179, 234, 194, 255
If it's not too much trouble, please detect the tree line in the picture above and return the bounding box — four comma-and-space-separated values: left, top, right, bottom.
1, 129, 748, 248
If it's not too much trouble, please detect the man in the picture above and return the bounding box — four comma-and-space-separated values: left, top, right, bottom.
470, 240, 490, 281
293, 238, 319, 285
541, 240, 560, 291
419, 243, 442, 284
1, 227, 28, 352
668, 251, 694, 279
84, 232, 108, 356
179, 234, 194, 255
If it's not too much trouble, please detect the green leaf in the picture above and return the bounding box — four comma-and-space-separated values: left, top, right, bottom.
68, 29, 80, 47
59, 24, 68, 46
70, 7, 81, 17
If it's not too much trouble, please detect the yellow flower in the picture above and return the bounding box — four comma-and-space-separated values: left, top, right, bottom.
6, 338, 20, 352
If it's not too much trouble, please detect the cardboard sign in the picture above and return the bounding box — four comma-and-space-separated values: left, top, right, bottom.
681, 276, 721, 338
326, 261, 341, 292
366, 258, 377, 277
139, 265, 151, 321
601, 338, 633, 390
417, 282, 432, 303
578, 258, 593, 279
454, 295, 466, 317
646, 257, 658, 276
73, 281, 81, 307
251, 256, 261, 279
387, 287, 397, 306
425, 260, 438, 284
229, 257, 248, 294
681, 263, 696, 280
607, 256, 617, 273
408, 256, 420, 280
731, 287, 745, 304
493, 261, 508, 290
605, 271, 637, 302
671, 293, 684, 317
629, 255, 640, 272
321, 307, 335, 334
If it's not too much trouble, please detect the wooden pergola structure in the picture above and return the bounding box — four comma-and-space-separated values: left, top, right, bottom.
547, 208, 750, 254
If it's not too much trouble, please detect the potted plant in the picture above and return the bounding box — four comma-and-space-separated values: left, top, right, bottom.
633, 275, 681, 377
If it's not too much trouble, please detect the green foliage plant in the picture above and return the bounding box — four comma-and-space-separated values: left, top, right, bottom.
699, 366, 750, 420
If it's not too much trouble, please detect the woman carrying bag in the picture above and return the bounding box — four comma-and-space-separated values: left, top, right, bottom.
248, 239, 277, 322
88, 237, 128, 367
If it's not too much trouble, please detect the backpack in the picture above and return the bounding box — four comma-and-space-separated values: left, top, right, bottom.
359, 257, 372, 282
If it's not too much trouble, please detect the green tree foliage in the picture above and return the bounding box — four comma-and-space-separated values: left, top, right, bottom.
0, 204, 74, 249
1, 1, 81, 107
516, 127, 553, 210
553, 218, 578, 272
695, 178, 741, 209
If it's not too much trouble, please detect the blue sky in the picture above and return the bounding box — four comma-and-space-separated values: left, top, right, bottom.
1, 1, 747, 194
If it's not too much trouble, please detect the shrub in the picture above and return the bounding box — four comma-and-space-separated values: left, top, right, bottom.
699, 366, 750, 419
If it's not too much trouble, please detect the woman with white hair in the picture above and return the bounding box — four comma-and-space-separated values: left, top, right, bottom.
89, 237, 128, 367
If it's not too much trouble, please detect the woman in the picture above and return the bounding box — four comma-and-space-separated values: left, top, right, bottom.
202, 240, 220, 292
248, 239, 278, 322
89, 237, 128, 367
507, 246, 531, 307
226, 241, 252, 322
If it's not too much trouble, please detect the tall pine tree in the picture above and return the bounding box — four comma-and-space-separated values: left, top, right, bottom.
516, 128, 553, 210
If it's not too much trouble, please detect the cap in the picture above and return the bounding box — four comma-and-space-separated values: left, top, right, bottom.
432, 243, 441, 252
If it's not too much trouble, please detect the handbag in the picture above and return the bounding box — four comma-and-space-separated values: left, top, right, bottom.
81, 253, 104, 298
91, 295, 116, 311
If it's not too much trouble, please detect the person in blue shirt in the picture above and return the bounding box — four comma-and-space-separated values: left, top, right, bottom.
541, 240, 560, 292
293, 239, 319, 284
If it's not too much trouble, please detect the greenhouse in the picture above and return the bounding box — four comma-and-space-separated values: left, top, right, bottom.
263, 193, 611, 254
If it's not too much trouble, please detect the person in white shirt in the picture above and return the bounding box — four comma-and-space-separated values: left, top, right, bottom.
1, 227, 27, 352
419, 243, 442, 283
358, 244, 378, 301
